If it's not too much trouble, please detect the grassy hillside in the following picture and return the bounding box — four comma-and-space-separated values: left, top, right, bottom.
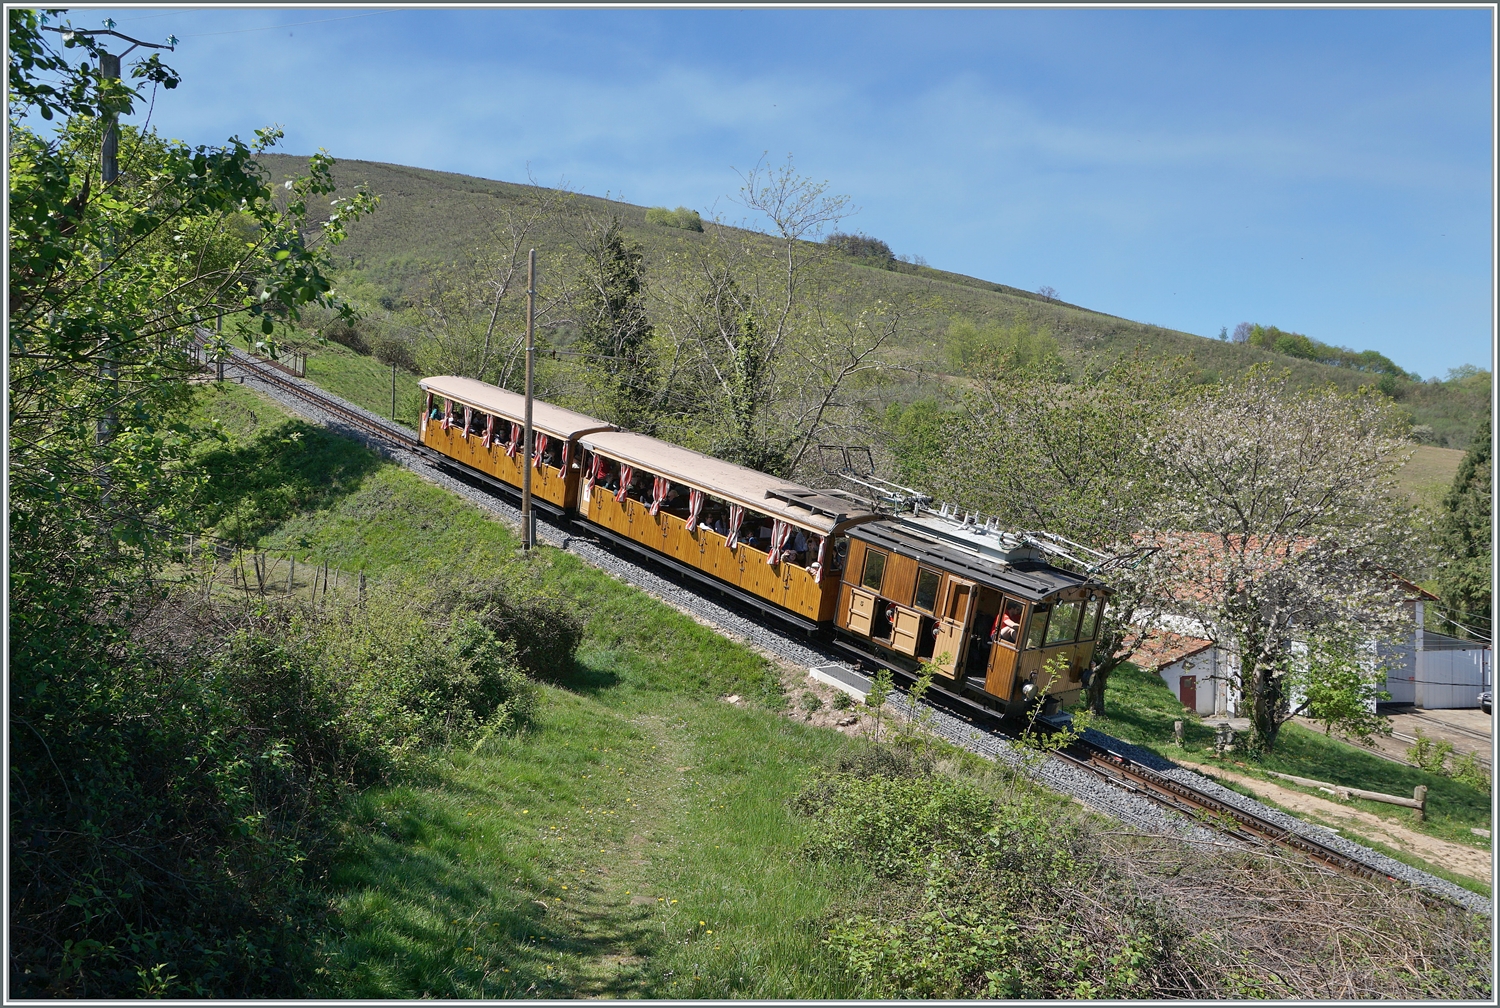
256, 153, 1488, 448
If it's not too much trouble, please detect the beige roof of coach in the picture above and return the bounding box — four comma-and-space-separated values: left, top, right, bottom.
578, 430, 879, 536
419, 375, 617, 440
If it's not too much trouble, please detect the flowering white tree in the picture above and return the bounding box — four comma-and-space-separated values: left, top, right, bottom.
1152, 369, 1422, 752
937, 352, 1194, 715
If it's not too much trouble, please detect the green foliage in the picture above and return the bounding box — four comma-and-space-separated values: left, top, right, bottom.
1240, 322, 1412, 379
799, 691, 825, 716
881, 398, 951, 488
6, 17, 380, 995
1292, 633, 1393, 744
1406, 731, 1491, 793
571, 213, 658, 430
943, 317, 1065, 378
1434, 421, 1491, 641
644, 205, 703, 231
863, 667, 894, 743
795, 744, 1490, 999
825, 231, 894, 263
7, 568, 560, 997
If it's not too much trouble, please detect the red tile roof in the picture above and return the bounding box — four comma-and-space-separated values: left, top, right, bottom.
1130, 628, 1215, 672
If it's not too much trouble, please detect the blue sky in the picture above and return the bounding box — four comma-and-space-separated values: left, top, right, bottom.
58, 4, 1496, 377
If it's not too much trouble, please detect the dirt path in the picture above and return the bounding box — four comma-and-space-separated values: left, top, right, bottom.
1191, 764, 1491, 884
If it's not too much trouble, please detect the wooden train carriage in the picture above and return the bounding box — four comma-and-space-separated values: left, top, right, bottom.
418, 376, 616, 510
836, 518, 1112, 710
576, 431, 882, 625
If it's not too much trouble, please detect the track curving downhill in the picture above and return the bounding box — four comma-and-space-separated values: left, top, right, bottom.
219, 349, 1491, 917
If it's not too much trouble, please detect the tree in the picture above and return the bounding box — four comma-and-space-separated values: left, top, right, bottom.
1433, 420, 1492, 642
410, 181, 571, 386
8, 11, 374, 992
933, 351, 1195, 715
646, 154, 914, 477
1035, 285, 1058, 301
1151, 369, 1421, 752
567, 211, 660, 431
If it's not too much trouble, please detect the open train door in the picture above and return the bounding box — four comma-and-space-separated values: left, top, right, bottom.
931, 576, 975, 680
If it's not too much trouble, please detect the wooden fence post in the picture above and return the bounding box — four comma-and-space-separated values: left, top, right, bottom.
1414, 784, 1428, 821
1173, 720, 1184, 747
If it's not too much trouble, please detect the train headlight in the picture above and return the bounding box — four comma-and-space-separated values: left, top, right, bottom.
1020, 681, 1037, 700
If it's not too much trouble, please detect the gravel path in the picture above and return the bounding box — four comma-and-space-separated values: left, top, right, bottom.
228, 360, 1492, 917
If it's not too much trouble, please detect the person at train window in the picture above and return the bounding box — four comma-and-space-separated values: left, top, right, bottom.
792, 528, 809, 565
712, 512, 728, 535
662, 484, 684, 512
602, 464, 620, 492
995, 601, 1022, 643
429, 402, 443, 420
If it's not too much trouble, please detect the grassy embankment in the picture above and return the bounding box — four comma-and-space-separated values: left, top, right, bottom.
301, 341, 426, 429
197, 381, 875, 998
1089, 663, 1492, 896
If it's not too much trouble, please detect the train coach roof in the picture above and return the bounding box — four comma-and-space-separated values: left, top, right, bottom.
579, 430, 880, 536
852, 521, 1106, 602
419, 376, 617, 440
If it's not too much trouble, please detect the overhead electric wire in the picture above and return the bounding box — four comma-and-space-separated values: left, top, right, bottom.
183, 10, 389, 38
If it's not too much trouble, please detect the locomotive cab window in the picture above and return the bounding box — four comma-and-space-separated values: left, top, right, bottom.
861, 548, 887, 592
913, 568, 941, 613
1078, 599, 1103, 640
1024, 604, 1050, 650
1046, 600, 1084, 646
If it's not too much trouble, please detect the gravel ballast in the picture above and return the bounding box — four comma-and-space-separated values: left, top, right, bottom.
228, 359, 1492, 917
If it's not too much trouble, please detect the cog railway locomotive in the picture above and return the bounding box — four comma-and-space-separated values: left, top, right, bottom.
419, 375, 1113, 715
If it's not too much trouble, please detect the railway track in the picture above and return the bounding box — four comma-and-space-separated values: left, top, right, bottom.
218, 351, 1490, 914
1058, 741, 1410, 883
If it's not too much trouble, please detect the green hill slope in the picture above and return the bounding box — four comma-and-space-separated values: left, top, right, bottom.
255, 154, 1488, 449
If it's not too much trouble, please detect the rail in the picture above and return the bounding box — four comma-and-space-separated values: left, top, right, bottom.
212, 351, 1469, 902
1058, 740, 1412, 884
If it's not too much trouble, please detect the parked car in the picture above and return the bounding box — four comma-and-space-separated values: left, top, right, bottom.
1481, 690, 1491, 715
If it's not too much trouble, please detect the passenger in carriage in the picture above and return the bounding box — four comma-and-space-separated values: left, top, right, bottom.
602, 463, 620, 492
994, 600, 1022, 644
627, 472, 651, 502
711, 510, 728, 535
542, 441, 560, 468
791, 528, 809, 566
429, 402, 443, 421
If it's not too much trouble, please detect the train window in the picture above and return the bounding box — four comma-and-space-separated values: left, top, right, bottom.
1046, 601, 1084, 645
912, 568, 941, 612
861, 549, 887, 592
1024, 604, 1050, 650
1078, 599, 1103, 640
994, 599, 1023, 645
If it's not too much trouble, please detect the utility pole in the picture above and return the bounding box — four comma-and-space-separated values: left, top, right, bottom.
43, 21, 176, 446
391, 363, 397, 422
520, 249, 537, 551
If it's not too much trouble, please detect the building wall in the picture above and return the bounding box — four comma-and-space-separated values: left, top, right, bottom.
1382, 637, 1491, 709
1156, 649, 1228, 717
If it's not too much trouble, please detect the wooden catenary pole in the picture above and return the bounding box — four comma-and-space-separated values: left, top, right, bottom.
520, 248, 537, 551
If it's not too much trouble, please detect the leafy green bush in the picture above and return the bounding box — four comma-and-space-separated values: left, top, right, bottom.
644, 206, 703, 231
8, 569, 562, 997
825, 231, 894, 262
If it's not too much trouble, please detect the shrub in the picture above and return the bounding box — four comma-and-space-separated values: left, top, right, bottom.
793, 746, 1490, 999
800, 691, 824, 716
324, 319, 371, 354
8, 568, 566, 997
826, 231, 894, 262
372, 333, 419, 372
645, 206, 703, 231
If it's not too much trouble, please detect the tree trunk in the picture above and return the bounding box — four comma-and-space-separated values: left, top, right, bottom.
1248, 664, 1284, 752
